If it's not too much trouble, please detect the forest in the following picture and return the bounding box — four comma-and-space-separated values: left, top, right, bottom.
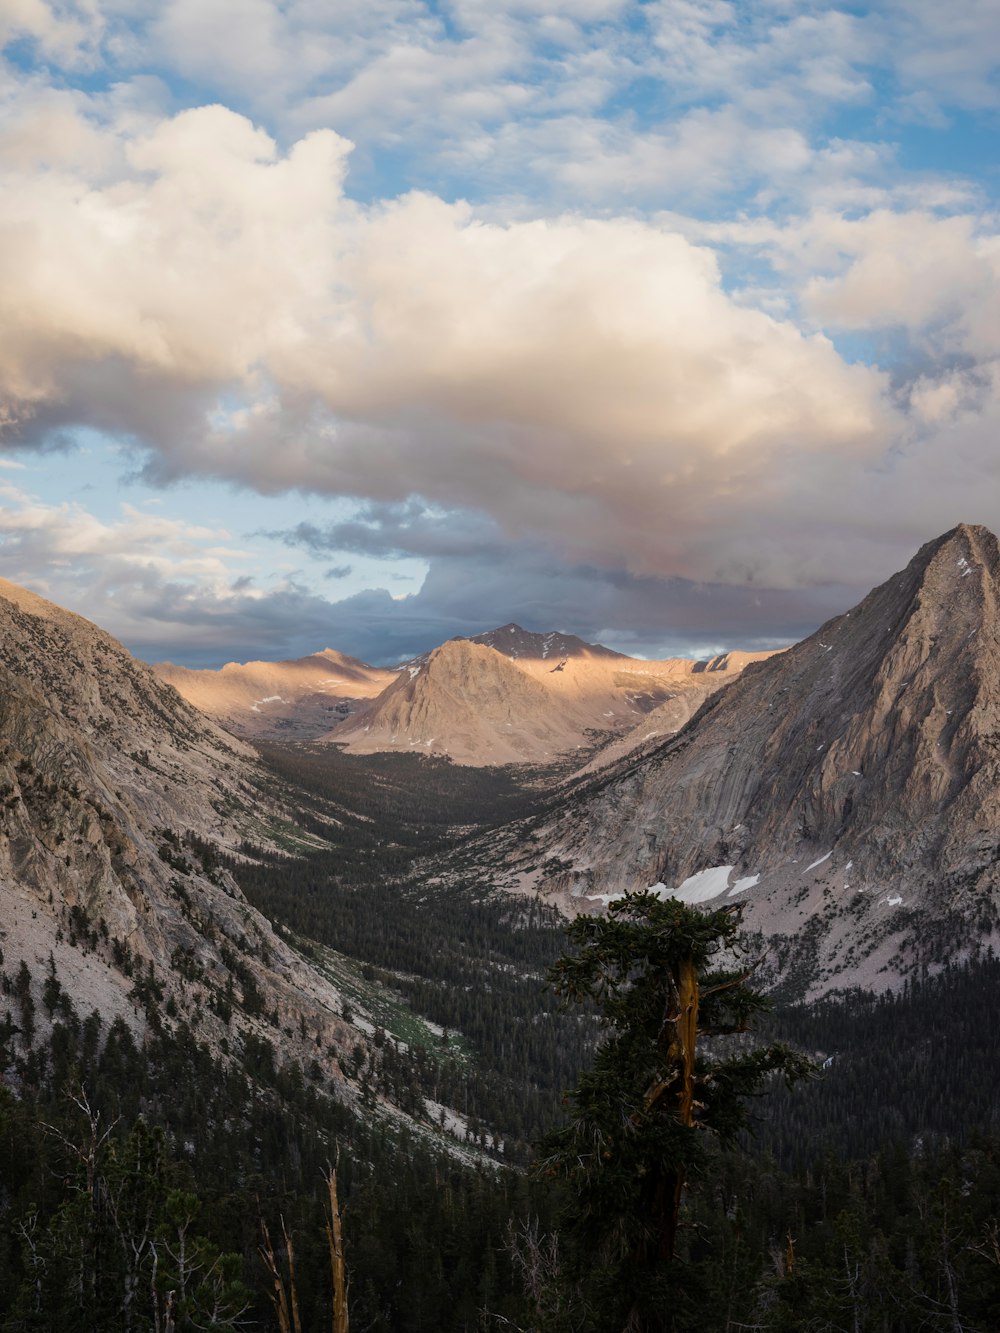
1, 743, 998, 1330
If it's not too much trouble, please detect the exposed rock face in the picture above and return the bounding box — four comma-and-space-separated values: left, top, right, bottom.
328, 639, 593, 765
155, 649, 396, 740
328, 625, 775, 767
494, 526, 1000, 990
469, 624, 625, 662
0, 579, 351, 1075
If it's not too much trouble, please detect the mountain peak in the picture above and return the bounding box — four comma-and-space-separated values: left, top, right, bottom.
469, 623, 625, 662
509, 525, 1000, 990
905, 522, 1000, 588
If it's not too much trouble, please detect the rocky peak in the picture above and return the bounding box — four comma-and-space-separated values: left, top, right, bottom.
500, 526, 1000, 989
469, 624, 625, 662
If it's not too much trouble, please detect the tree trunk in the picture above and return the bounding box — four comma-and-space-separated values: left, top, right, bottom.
326, 1168, 350, 1333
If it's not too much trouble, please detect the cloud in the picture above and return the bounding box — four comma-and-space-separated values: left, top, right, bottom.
1, 0, 105, 69
0, 100, 899, 593
279, 500, 509, 562
879, 0, 1000, 112
0, 482, 352, 663
3, 6, 1000, 651
0, 476, 853, 668
800, 210, 1000, 361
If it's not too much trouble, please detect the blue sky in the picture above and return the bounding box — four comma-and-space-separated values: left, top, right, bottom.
1, 1, 999, 666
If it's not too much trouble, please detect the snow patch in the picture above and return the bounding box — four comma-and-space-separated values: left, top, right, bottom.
656, 865, 735, 904
593, 866, 756, 907
805, 851, 832, 872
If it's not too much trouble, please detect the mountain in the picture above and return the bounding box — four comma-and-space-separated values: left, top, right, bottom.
482, 525, 1000, 992
327, 625, 775, 766
325, 638, 593, 765
155, 648, 396, 740
0, 578, 354, 1077
469, 623, 626, 661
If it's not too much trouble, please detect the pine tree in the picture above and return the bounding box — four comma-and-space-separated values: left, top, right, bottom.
534, 891, 814, 1333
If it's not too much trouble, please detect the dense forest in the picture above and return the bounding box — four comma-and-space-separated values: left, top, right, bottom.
3, 946, 1000, 1330
1, 742, 998, 1330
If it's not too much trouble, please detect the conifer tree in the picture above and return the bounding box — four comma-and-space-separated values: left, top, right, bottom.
535, 891, 813, 1333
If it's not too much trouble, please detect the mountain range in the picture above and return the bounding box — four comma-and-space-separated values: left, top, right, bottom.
155, 648, 397, 740
158, 623, 775, 767
3, 522, 1000, 1072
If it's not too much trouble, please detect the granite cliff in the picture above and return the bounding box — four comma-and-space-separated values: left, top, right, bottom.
483, 526, 1000, 991
0, 579, 352, 1080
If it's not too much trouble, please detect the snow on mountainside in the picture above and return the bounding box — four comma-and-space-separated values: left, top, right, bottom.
486, 525, 1000, 993
326, 626, 776, 766
155, 649, 396, 740
0, 578, 354, 1079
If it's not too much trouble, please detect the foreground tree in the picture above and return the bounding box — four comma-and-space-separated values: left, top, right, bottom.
534, 891, 813, 1333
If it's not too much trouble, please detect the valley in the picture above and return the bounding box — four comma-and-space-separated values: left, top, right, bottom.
1, 529, 1000, 1330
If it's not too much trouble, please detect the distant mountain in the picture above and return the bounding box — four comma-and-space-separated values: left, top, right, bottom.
469, 623, 626, 661
327, 625, 775, 766
155, 648, 396, 740
489, 525, 1000, 992
0, 578, 355, 1079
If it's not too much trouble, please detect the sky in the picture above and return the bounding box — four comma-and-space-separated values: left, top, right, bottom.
1, 2, 1000, 667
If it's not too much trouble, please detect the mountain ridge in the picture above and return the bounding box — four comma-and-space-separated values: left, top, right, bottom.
327, 632, 775, 765
0, 577, 358, 1083
154, 647, 397, 740
155, 616, 779, 763
470, 524, 1000, 991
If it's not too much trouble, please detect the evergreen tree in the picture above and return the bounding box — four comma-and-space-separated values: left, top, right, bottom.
534, 891, 813, 1333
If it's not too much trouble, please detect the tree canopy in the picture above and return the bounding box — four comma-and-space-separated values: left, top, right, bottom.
535, 891, 814, 1333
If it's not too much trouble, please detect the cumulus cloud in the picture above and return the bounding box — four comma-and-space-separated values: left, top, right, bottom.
0, 99, 902, 593
4, 4, 1000, 654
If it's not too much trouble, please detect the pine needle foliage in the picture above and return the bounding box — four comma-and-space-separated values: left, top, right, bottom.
535, 891, 814, 1333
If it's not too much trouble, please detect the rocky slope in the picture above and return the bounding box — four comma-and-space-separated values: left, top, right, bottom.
328, 625, 773, 766
479, 526, 1000, 991
155, 648, 396, 740
0, 579, 355, 1083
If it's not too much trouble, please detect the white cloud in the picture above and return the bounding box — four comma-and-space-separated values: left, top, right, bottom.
0, 0, 105, 68
802, 210, 997, 340
0, 101, 900, 591
3, 3, 1000, 635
